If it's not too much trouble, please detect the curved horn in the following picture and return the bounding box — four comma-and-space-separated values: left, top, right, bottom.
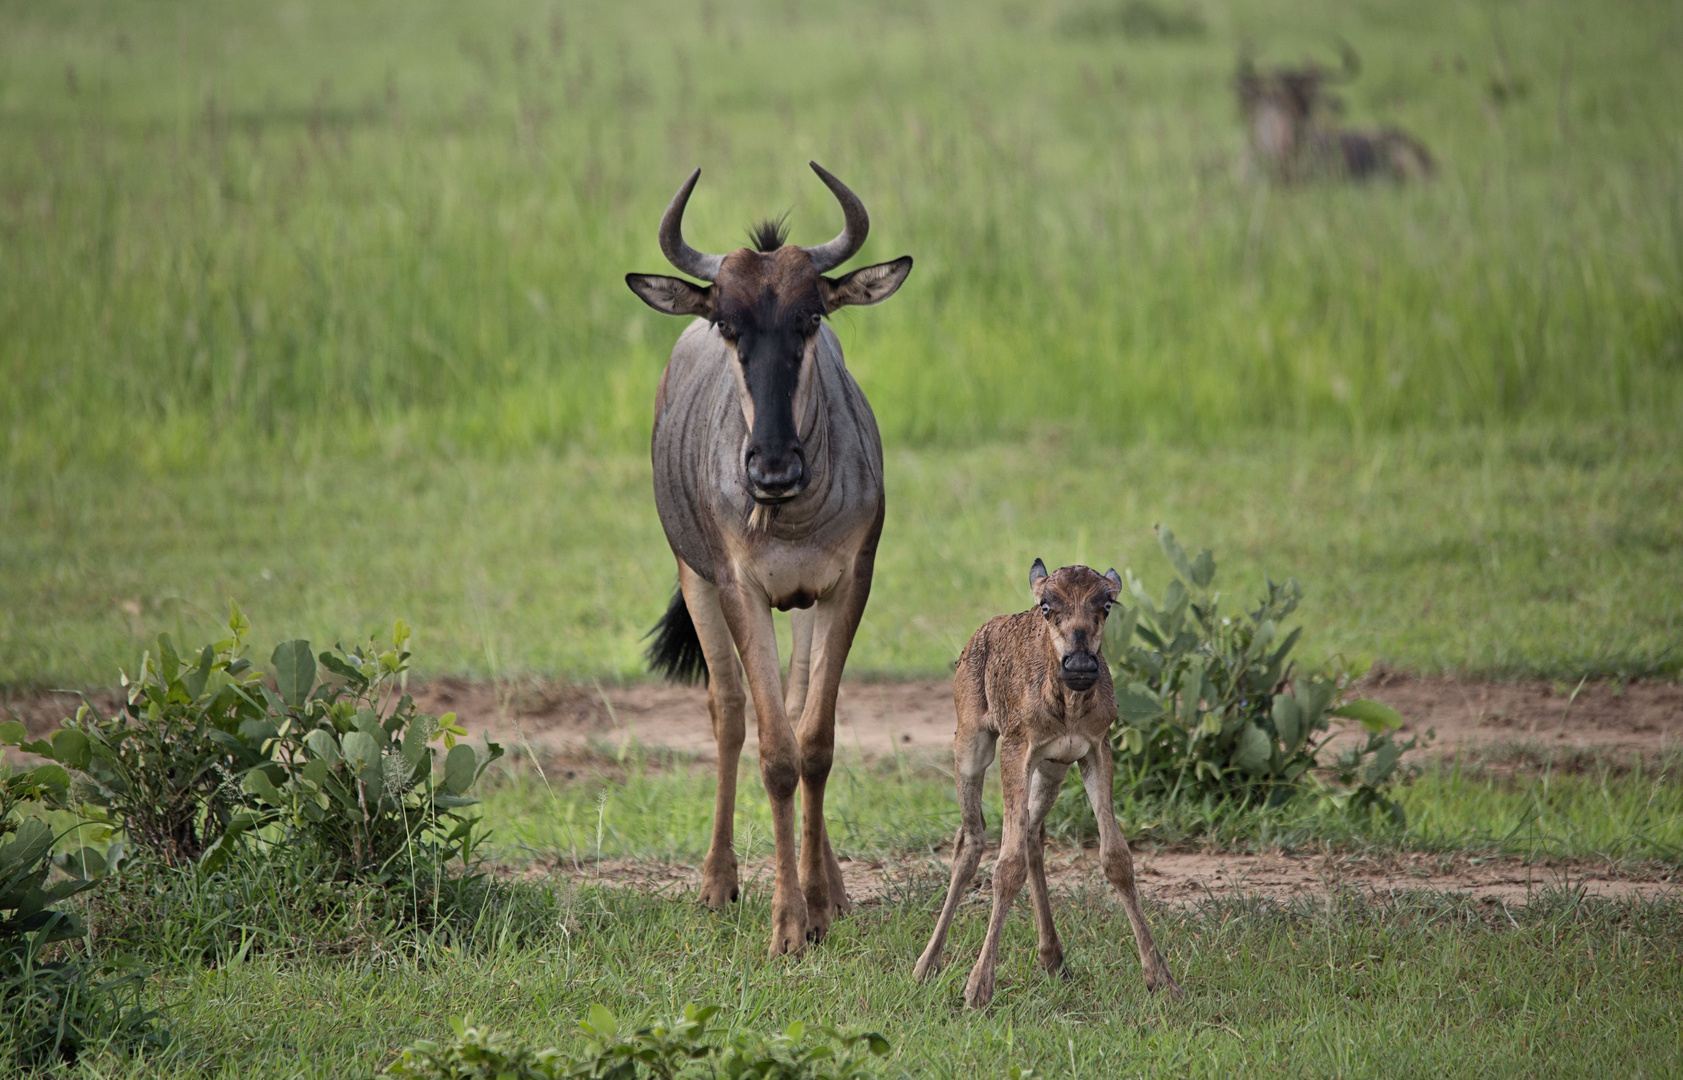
802, 161, 870, 272
658, 168, 724, 282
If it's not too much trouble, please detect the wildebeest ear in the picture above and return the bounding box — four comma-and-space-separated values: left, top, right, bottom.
820, 256, 913, 312
1104, 567, 1123, 598
1029, 557, 1048, 595
626, 274, 714, 317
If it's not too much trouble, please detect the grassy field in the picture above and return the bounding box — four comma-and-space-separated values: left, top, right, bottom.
5, 424, 1680, 686
3, 0, 1682, 1075
37, 884, 1682, 1079
3, 0, 1681, 466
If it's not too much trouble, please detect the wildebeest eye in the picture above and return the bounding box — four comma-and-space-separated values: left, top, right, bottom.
809, 312, 823, 328
1040, 603, 1052, 618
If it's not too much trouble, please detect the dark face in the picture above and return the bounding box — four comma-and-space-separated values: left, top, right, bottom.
711, 248, 827, 503
1030, 561, 1124, 692
627, 246, 914, 505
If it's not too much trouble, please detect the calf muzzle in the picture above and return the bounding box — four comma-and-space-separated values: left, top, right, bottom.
1059, 650, 1102, 691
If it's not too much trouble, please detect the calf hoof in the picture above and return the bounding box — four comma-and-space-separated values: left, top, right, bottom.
1038, 945, 1065, 975
697, 874, 739, 910
1147, 966, 1185, 999
911, 951, 942, 982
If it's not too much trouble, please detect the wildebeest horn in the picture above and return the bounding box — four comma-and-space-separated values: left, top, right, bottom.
802, 161, 869, 272
658, 168, 724, 282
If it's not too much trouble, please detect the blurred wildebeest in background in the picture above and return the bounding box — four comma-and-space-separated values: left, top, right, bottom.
1236, 42, 1434, 183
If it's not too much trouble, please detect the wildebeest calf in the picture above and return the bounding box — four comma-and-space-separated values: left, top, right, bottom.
913, 560, 1181, 1008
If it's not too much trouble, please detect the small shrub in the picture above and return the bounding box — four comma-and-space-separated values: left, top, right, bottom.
241, 620, 504, 882
1103, 528, 1421, 821
383, 1004, 891, 1080
0, 759, 163, 1066
7, 603, 272, 866
11, 606, 502, 885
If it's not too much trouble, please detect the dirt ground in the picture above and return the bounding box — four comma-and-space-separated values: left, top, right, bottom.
8, 673, 1679, 909
396, 671, 1683, 766
530, 848, 1679, 908
7, 670, 1679, 763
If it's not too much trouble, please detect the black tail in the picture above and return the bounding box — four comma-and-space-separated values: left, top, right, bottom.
645, 586, 709, 685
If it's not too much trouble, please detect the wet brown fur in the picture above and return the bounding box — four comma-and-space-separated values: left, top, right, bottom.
914, 563, 1182, 1008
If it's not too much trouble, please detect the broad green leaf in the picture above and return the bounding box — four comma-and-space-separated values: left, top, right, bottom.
1115, 685, 1164, 724
587, 1005, 618, 1039
0, 719, 25, 745
304, 729, 342, 765
184, 644, 215, 699
1157, 526, 1194, 584
1104, 604, 1138, 659
1272, 695, 1304, 753
50, 728, 92, 770
1365, 738, 1404, 786
1234, 721, 1274, 774
242, 768, 282, 804
156, 633, 181, 686
271, 639, 316, 708
443, 743, 478, 795
1188, 547, 1217, 589
1333, 699, 1406, 733
341, 731, 381, 781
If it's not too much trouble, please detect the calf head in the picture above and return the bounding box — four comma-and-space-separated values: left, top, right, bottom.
626, 163, 913, 503
1029, 558, 1124, 692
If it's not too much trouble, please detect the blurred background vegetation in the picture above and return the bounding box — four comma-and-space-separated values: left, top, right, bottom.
2, 0, 1679, 685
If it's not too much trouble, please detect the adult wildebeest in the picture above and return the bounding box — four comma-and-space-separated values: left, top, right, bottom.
1236, 44, 1434, 183
625, 163, 912, 956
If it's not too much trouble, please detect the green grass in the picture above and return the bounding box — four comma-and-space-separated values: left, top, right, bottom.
477, 742, 1683, 867
27, 882, 1683, 1078
2, 0, 1680, 470
4, 425, 1679, 687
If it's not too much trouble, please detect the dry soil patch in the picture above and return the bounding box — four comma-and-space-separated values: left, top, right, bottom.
524, 847, 1678, 908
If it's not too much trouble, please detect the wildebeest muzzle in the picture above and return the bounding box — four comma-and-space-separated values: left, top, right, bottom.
1060, 650, 1102, 691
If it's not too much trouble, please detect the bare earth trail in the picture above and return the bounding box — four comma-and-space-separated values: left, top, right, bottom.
410, 672, 1683, 766
7, 675, 1680, 906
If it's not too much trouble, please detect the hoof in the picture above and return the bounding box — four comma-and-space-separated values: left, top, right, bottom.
963, 969, 995, 1009
1148, 968, 1185, 998
912, 952, 942, 982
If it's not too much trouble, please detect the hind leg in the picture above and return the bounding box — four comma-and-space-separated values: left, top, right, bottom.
680, 560, 748, 909
913, 700, 997, 981
1078, 747, 1181, 996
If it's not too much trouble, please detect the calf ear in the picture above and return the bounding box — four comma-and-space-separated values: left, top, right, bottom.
1104, 567, 1123, 599
821, 256, 913, 312
1029, 557, 1049, 597
626, 274, 714, 317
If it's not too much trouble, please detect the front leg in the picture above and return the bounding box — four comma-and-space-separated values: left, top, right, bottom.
793, 569, 871, 940
965, 737, 1033, 1009
718, 581, 807, 956
1025, 759, 1071, 976
1078, 747, 1182, 997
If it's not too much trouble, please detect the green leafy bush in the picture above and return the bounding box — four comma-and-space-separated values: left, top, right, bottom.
7, 607, 501, 885
1103, 528, 1422, 821
0, 760, 163, 1066
241, 620, 503, 881
384, 1004, 891, 1080
6, 604, 272, 867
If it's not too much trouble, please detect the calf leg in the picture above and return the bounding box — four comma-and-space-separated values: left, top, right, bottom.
912, 715, 997, 981
1025, 759, 1070, 975
680, 562, 747, 909
964, 737, 1032, 1009
1078, 748, 1182, 996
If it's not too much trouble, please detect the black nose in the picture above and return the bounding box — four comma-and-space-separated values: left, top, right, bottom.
1060, 651, 1101, 689
746, 445, 806, 498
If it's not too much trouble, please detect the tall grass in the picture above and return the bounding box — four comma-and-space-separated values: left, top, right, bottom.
2, 0, 1680, 471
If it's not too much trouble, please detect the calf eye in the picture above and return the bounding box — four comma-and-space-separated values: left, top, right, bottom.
1040, 603, 1052, 618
